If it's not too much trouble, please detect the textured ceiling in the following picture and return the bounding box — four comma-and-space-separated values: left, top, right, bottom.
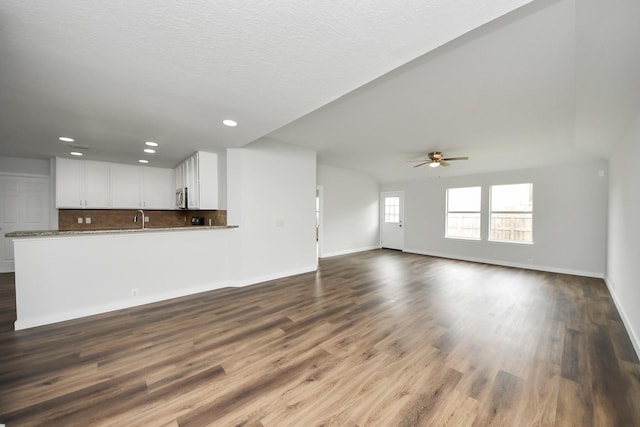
1, 0, 638, 183
0, 0, 532, 169
267, 0, 640, 182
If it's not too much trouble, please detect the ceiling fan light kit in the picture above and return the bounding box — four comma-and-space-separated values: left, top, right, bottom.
408, 151, 469, 169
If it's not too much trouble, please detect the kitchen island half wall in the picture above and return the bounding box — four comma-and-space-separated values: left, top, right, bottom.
12, 227, 245, 330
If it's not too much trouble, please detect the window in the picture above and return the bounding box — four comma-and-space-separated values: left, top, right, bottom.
490, 183, 533, 243
446, 187, 481, 239
384, 196, 400, 223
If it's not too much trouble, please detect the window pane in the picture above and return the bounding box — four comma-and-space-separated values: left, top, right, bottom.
491, 183, 532, 212
447, 187, 481, 211
384, 196, 399, 223
447, 213, 481, 239
490, 213, 533, 243
446, 187, 481, 239
490, 183, 533, 243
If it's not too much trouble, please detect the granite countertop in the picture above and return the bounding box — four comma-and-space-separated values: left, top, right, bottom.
5, 225, 239, 238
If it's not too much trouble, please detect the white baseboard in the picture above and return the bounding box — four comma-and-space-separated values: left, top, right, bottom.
604, 277, 640, 360
403, 248, 605, 279
320, 245, 380, 259
15, 280, 231, 330
15, 264, 318, 331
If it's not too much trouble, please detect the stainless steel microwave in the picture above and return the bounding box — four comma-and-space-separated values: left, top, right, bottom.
175, 187, 188, 209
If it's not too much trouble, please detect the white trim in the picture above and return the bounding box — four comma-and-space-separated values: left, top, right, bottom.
403, 248, 604, 278
320, 245, 381, 259
15, 279, 230, 330
316, 185, 324, 260
604, 277, 640, 360
0, 171, 49, 178
15, 264, 318, 331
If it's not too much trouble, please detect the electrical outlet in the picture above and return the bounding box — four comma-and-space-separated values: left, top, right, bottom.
77, 217, 83, 224
144, 216, 149, 223
131, 288, 138, 297
85, 217, 91, 224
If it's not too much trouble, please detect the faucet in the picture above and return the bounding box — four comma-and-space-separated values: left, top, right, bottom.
133, 209, 145, 229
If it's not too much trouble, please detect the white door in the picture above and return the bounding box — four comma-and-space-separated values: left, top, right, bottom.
0, 175, 51, 272
381, 191, 404, 250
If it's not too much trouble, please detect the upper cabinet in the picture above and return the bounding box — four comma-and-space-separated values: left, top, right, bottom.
110, 163, 140, 208
175, 151, 218, 209
142, 167, 174, 209
56, 158, 109, 208
56, 158, 175, 209
110, 163, 174, 209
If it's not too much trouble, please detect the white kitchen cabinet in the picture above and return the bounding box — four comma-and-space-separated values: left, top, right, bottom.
142, 167, 174, 209
58, 158, 175, 210
175, 162, 187, 190
56, 158, 109, 208
111, 164, 175, 209
175, 151, 218, 209
110, 163, 141, 208
55, 158, 83, 208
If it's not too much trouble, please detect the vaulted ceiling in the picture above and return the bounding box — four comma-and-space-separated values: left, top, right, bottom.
1, 0, 638, 183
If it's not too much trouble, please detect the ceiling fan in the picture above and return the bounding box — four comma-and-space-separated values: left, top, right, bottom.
408, 151, 469, 168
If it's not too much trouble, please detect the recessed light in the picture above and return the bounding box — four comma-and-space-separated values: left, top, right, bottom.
144, 148, 156, 154
59, 137, 75, 142
138, 159, 149, 164
70, 151, 83, 156
223, 119, 238, 127
145, 141, 158, 147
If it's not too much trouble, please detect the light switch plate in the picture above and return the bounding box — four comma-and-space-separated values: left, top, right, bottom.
77, 217, 83, 224
85, 217, 91, 224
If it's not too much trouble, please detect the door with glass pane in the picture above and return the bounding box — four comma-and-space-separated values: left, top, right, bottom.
381, 191, 404, 250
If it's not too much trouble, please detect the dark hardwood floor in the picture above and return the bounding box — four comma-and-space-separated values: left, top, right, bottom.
0, 250, 638, 426
0, 272, 16, 332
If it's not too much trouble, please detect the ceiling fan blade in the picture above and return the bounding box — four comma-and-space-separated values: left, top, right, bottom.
442, 156, 469, 161
413, 161, 429, 168
405, 159, 428, 162
440, 161, 450, 167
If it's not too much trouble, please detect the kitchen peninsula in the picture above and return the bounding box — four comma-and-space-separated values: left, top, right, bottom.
8, 225, 239, 330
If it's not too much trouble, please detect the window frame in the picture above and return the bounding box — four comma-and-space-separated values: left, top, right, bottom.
488, 183, 534, 244
445, 186, 482, 241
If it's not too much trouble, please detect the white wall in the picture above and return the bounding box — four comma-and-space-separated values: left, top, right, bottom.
382, 160, 608, 277
227, 139, 317, 283
607, 111, 640, 356
317, 164, 380, 257
0, 156, 50, 176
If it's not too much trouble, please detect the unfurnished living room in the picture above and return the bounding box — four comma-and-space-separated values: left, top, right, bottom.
1, 0, 639, 425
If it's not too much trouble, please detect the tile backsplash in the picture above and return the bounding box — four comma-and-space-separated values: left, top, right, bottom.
59, 209, 227, 231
